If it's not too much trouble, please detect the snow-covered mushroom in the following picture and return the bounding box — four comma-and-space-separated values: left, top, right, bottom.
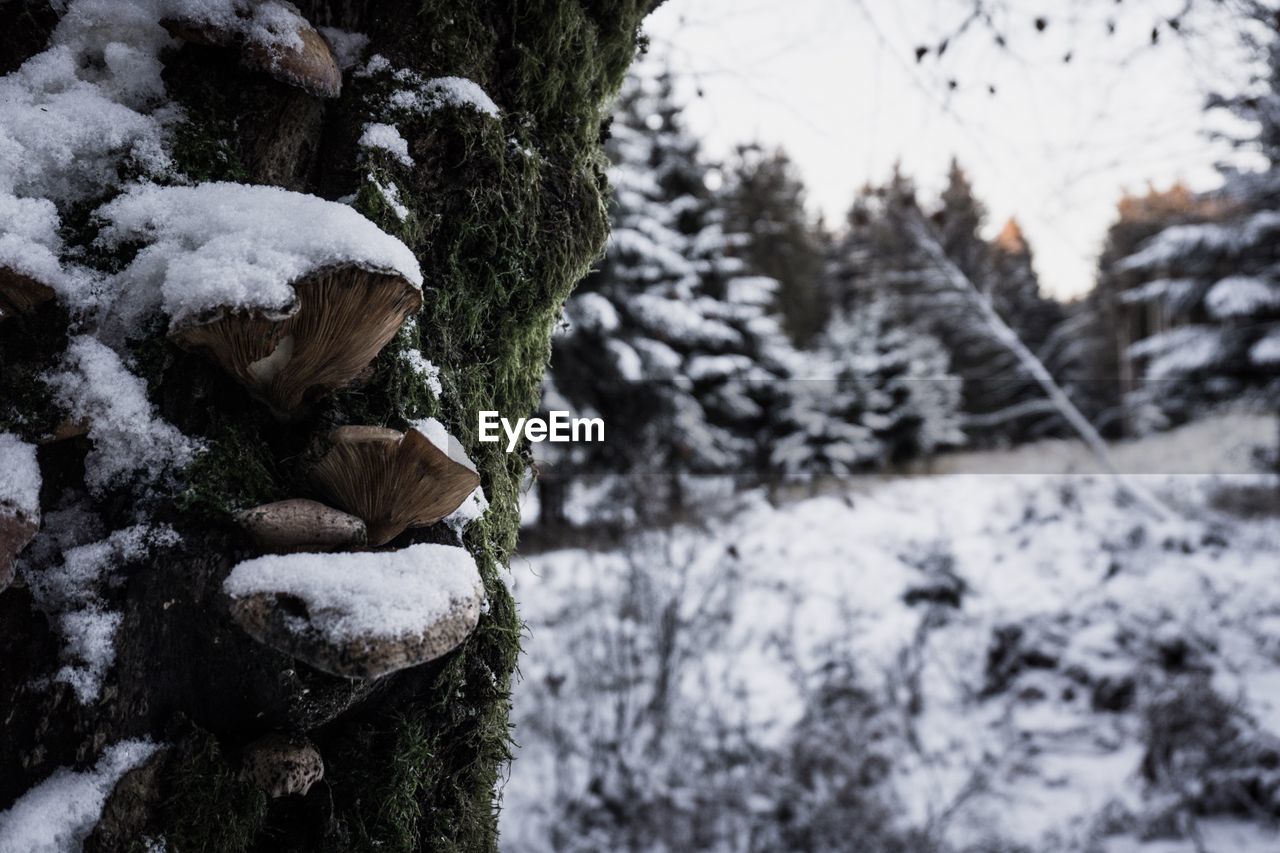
171, 264, 422, 418
0, 266, 55, 320
310, 425, 481, 547
0, 434, 40, 592
235, 498, 367, 554
223, 542, 485, 678
240, 733, 323, 798
162, 1, 342, 98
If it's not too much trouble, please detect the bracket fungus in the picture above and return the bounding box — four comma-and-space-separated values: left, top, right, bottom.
240, 733, 324, 798
223, 542, 485, 679
161, 0, 342, 98
171, 264, 421, 418
0, 265, 55, 320
236, 498, 367, 554
310, 426, 481, 546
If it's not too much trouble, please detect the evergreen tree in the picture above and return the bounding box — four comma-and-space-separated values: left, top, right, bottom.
545, 74, 795, 517
770, 298, 963, 481
1111, 18, 1280, 422
723, 144, 830, 347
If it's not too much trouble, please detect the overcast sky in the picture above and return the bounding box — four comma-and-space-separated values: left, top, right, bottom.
641, 0, 1260, 299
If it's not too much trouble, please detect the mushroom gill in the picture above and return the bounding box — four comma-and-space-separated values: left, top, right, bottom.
310, 426, 481, 547
171, 264, 421, 419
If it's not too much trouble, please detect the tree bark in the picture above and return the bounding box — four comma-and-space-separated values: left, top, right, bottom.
0, 2, 655, 850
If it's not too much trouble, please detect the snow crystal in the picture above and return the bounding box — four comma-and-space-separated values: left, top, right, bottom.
402, 350, 443, 397
359, 122, 413, 168
0, 433, 40, 517
372, 178, 410, 220
223, 542, 483, 640
389, 75, 500, 117
160, 0, 306, 52
25, 524, 179, 703
54, 608, 123, 703
44, 337, 198, 492
0, 195, 70, 295
1205, 275, 1280, 318
318, 27, 369, 70
0, 739, 159, 853
97, 182, 422, 328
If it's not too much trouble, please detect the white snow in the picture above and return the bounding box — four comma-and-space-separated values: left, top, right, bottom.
1204, 274, 1280, 318
1250, 327, 1280, 365
44, 337, 198, 493
318, 27, 369, 70
24, 523, 180, 703
372, 178, 410, 221
402, 349, 443, 397
409, 417, 478, 474
0, 433, 41, 517
389, 75, 500, 117
0, 739, 159, 853
359, 122, 414, 167
223, 542, 483, 640
505, 420, 1280, 852
97, 182, 423, 329
159, 0, 306, 52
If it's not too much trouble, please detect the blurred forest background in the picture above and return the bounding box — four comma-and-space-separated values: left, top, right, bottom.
503, 2, 1280, 852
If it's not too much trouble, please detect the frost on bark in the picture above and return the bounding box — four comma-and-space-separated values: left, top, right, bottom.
0, 1, 654, 850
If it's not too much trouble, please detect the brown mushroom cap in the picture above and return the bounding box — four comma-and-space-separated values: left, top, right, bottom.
171, 264, 421, 419
242, 25, 342, 98
1, 510, 39, 593
235, 498, 367, 554
310, 425, 480, 546
162, 4, 341, 98
0, 266, 55, 320
240, 733, 324, 798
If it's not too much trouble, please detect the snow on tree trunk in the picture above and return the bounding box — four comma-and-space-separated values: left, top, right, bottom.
0, 1, 654, 850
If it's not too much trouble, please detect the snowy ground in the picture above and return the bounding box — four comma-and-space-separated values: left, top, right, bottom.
501, 417, 1280, 852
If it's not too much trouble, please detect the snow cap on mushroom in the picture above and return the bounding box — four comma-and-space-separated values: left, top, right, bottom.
98, 183, 423, 417
223, 542, 484, 678
161, 0, 342, 97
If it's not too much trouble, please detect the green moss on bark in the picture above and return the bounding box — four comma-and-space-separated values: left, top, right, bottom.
133, 2, 652, 850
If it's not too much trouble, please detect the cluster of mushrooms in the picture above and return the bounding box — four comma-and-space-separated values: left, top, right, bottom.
2, 3, 484, 799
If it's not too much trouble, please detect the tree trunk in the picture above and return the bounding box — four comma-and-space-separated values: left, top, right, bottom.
0, 2, 654, 850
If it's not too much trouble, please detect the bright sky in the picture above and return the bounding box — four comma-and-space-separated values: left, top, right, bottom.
642, 0, 1260, 298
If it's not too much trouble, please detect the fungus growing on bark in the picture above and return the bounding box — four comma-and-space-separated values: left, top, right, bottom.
0, 266, 54, 320
161, 1, 342, 98
235, 498, 367, 554
310, 425, 481, 546
171, 264, 422, 418
223, 542, 485, 678
240, 733, 324, 798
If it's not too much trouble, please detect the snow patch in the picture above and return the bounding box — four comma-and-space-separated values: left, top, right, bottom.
44, 337, 198, 493
359, 122, 413, 167
402, 350, 443, 397
0, 739, 159, 853
223, 542, 483, 641
97, 182, 423, 329
0, 433, 41, 517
